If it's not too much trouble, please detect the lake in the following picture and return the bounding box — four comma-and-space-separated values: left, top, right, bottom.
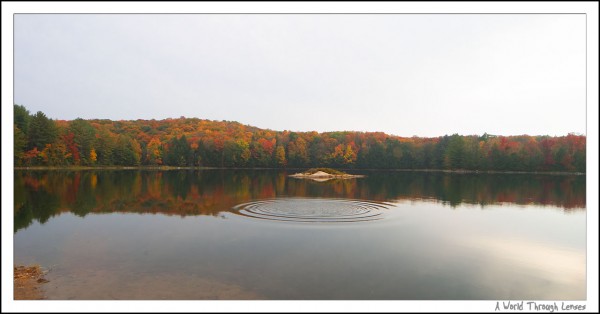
13, 169, 586, 300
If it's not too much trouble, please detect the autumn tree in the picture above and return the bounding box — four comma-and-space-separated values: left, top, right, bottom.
343, 143, 357, 166
131, 138, 142, 165
62, 132, 80, 165
224, 139, 251, 167
12, 105, 587, 172
89, 148, 97, 165
250, 137, 275, 167
287, 136, 309, 167
146, 137, 163, 165
40, 143, 70, 166
275, 145, 286, 167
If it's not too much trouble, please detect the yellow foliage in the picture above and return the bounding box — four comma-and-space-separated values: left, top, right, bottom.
90, 148, 97, 164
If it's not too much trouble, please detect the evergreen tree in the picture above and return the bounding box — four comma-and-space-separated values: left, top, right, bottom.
14, 104, 31, 135
165, 135, 192, 166
28, 111, 58, 150
14, 125, 27, 165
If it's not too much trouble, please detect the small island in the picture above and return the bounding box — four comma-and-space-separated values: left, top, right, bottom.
289, 168, 365, 181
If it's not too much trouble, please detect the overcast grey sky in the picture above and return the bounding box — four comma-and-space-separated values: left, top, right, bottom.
14, 14, 586, 137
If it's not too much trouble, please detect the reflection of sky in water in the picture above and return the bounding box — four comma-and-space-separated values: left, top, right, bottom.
464, 236, 585, 297
14, 199, 586, 300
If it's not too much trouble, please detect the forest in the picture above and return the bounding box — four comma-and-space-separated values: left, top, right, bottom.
14, 104, 586, 172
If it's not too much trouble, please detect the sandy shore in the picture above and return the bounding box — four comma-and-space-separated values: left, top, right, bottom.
14, 265, 48, 300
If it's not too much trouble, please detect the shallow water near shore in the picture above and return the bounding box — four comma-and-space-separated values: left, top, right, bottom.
14, 169, 586, 300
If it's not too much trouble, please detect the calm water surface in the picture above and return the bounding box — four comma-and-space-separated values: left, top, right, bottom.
14, 170, 586, 300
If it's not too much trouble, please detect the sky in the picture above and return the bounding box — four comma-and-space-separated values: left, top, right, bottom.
12, 13, 587, 137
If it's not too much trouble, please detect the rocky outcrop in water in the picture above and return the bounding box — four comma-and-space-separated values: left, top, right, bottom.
288, 170, 364, 182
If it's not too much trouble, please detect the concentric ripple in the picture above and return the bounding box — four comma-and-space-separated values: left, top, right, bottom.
231, 198, 392, 223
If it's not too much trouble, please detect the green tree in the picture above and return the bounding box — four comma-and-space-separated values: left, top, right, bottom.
164, 135, 192, 166
69, 118, 96, 165
362, 141, 386, 168
94, 129, 116, 165
14, 104, 31, 135
28, 111, 58, 150
462, 136, 482, 170
14, 125, 28, 165
444, 134, 465, 169
130, 138, 142, 165
573, 149, 585, 173
224, 139, 251, 167
112, 135, 137, 165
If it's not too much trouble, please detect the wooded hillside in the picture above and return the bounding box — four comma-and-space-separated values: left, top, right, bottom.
14, 105, 586, 172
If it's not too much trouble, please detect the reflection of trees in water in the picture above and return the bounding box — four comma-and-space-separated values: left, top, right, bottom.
14, 185, 60, 232
15, 172, 61, 232
14, 170, 586, 232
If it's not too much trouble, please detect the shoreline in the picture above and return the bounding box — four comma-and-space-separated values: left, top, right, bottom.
12, 166, 585, 175
14, 265, 48, 300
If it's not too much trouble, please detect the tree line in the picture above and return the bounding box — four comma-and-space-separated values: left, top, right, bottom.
14, 104, 586, 172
